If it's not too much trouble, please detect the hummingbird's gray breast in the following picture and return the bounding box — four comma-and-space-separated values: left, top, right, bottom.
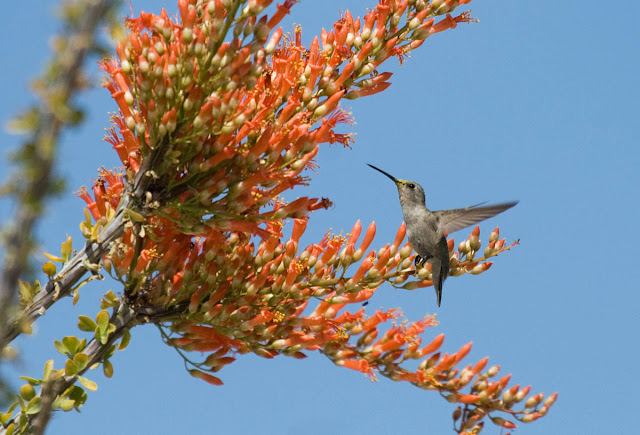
402, 207, 441, 260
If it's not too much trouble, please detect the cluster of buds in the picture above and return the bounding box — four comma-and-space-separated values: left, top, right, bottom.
448, 225, 518, 277
69, 0, 558, 432
81, 0, 501, 328
97, 0, 479, 235
411, 225, 518, 285
451, 365, 559, 433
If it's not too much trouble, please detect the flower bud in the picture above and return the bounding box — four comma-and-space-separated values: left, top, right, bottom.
487, 365, 500, 377
544, 392, 558, 408
399, 244, 412, 259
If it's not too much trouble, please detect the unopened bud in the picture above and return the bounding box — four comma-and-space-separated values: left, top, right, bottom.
502, 389, 513, 403
468, 227, 481, 251
490, 227, 500, 242
484, 241, 496, 258
393, 274, 409, 285
449, 266, 464, 277
544, 393, 558, 408
359, 63, 375, 77
124, 91, 134, 105
515, 387, 530, 402
20, 384, 36, 401
458, 240, 470, 254
125, 116, 136, 130
487, 365, 500, 377
417, 266, 430, 280
522, 413, 541, 423
121, 60, 131, 73
42, 261, 56, 277
452, 407, 462, 421
182, 27, 193, 43
469, 262, 492, 275
399, 244, 412, 259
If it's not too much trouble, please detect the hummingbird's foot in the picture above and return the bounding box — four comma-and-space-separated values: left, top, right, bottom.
414, 255, 429, 268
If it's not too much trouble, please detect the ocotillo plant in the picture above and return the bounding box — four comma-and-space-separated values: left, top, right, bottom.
0, 1, 556, 434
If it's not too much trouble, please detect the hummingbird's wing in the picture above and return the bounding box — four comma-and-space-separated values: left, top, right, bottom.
435, 201, 518, 235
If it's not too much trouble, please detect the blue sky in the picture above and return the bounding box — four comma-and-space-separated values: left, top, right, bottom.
1, 1, 639, 433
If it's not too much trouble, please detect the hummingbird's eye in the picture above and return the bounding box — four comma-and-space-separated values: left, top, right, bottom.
408, 183, 416, 189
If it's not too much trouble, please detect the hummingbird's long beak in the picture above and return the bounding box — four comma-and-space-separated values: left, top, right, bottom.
367, 164, 397, 183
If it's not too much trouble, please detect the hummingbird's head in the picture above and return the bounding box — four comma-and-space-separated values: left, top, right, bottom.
367, 164, 426, 207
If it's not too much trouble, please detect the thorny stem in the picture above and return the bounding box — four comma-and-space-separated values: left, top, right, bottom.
0, 202, 127, 350
0, 299, 188, 434
0, 0, 120, 350
0, 67, 209, 349
30, 376, 63, 435
1, 302, 137, 434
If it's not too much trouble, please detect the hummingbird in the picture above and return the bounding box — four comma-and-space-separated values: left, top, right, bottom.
367, 164, 518, 307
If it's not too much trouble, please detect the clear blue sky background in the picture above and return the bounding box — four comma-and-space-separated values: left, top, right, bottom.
1, 1, 639, 434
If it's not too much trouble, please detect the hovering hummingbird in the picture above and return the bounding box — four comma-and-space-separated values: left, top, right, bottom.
367, 164, 518, 307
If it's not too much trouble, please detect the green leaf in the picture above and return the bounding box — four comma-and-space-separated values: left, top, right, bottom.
19, 414, 28, 431
71, 273, 103, 294
43, 252, 64, 263
77, 376, 97, 392
103, 359, 114, 378
126, 209, 146, 223
25, 397, 42, 415
96, 310, 109, 333
6, 402, 18, 415
95, 328, 106, 345
66, 385, 87, 407
61, 234, 72, 263
6, 107, 40, 134
104, 344, 117, 360
65, 359, 78, 376
17, 280, 33, 304
119, 329, 131, 350
18, 376, 43, 386
53, 340, 69, 356
1, 400, 19, 424
62, 336, 80, 355
100, 290, 119, 309
77, 315, 96, 332
73, 353, 89, 372
43, 360, 54, 380
52, 398, 75, 412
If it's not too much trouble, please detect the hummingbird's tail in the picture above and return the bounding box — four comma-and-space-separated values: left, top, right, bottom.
431, 259, 445, 307
431, 237, 451, 307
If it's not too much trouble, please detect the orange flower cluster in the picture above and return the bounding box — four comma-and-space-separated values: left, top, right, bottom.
75, 0, 556, 431
97, 0, 480, 241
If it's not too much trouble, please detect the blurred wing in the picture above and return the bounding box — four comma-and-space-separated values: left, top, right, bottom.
435, 201, 518, 235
